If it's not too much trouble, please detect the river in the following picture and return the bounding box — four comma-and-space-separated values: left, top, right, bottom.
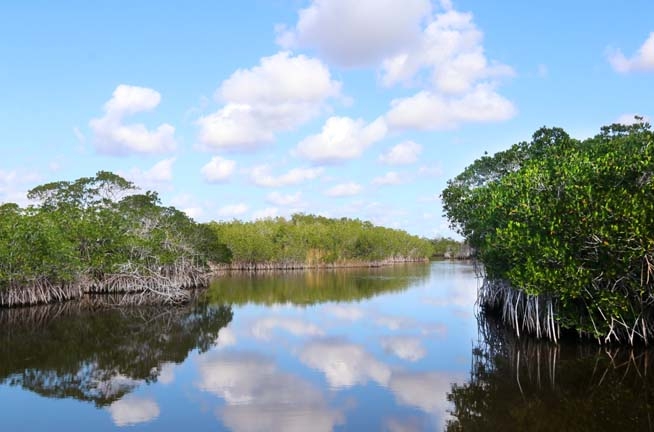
0, 261, 651, 431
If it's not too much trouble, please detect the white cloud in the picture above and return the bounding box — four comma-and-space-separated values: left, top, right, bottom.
372, 171, 405, 186
295, 116, 387, 163
250, 165, 324, 188
277, 0, 432, 67
123, 157, 176, 188
300, 340, 391, 388
251, 316, 324, 341
380, 336, 426, 362
379, 141, 422, 165
266, 191, 302, 207
146, 157, 175, 181
107, 397, 160, 427
218, 203, 249, 217
386, 85, 516, 131
380, 9, 514, 93
324, 182, 363, 197
201, 156, 236, 183
608, 32, 654, 73
252, 207, 279, 220
89, 84, 176, 155
197, 52, 341, 151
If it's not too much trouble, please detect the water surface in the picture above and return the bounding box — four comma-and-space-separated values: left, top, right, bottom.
0, 262, 651, 431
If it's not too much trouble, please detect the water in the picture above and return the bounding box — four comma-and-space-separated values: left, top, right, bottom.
0, 261, 651, 431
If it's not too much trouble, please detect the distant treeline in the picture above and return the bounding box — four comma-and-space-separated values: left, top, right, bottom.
0, 172, 442, 307
207, 214, 434, 270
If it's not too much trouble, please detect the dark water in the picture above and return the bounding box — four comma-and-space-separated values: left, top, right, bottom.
0, 262, 651, 431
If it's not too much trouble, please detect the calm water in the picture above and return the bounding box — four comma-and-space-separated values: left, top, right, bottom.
0, 261, 652, 431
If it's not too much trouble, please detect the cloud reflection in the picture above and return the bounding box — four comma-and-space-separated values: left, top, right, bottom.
389, 371, 466, 430
300, 339, 391, 388
322, 304, 365, 322
197, 351, 342, 432
107, 396, 160, 426
251, 316, 324, 341
380, 336, 426, 362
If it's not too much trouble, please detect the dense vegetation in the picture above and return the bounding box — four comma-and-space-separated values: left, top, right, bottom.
207, 214, 433, 269
0, 171, 225, 306
442, 121, 654, 344
0, 172, 434, 307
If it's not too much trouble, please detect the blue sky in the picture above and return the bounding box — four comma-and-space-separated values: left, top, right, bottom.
1, 0, 652, 238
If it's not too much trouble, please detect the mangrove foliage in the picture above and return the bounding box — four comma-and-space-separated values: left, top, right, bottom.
207, 214, 434, 270
0, 171, 226, 306
442, 121, 654, 345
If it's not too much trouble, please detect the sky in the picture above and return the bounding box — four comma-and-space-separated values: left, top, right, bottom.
1, 0, 653, 238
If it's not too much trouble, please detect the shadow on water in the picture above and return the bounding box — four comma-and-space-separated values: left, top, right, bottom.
204, 263, 432, 306
446, 313, 654, 432
0, 296, 232, 406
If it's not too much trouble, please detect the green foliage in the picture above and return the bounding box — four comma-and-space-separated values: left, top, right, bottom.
207, 214, 434, 266
0, 172, 230, 305
442, 121, 654, 343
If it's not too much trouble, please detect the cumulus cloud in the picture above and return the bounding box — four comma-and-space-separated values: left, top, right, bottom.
324, 182, 363, 197
380, 9, 514, 92
217, 203, 249, 218
250, 165, 324, 188
197, 52, 341, 151
90, 84, 176, 155
607, 33, 654, 73
201, 156, 236, 183
379, 141, 422, 165
386, 85, 515, 130
295, 116, 387, 163
107, 397, 160, 427
266, 191, 303, 207
372, 171, 405, 186
123, 157, 176, 188
378, 6, 514, 130
277, 0, 431, 67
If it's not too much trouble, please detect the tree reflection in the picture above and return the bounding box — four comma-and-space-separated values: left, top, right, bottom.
205, 263, 431, 306
0, 296, 232, 406
446, 314, 654, 431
